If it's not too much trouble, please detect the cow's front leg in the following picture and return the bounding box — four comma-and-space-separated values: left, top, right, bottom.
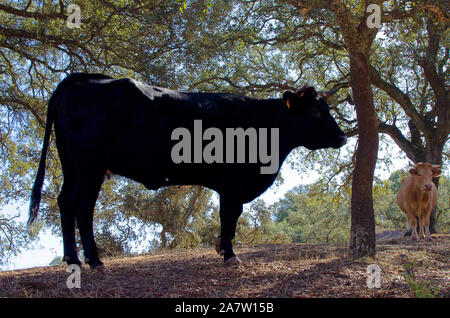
218, 195, 243, 265
418, 215, 426, 240
408, 214, 419, 241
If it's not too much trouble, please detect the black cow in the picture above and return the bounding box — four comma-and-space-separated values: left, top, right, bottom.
28, 73, 347, 269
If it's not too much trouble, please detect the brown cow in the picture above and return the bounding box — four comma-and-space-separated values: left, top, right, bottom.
396, 162, 441, 241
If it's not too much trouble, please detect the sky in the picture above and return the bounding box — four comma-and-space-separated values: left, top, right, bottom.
1, 202, 62, 271
1, 136, 418, 271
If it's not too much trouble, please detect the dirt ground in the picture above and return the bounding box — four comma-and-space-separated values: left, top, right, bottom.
1, 234, 448, 298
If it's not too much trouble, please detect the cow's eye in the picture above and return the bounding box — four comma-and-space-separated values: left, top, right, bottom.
311, 108, 321, 118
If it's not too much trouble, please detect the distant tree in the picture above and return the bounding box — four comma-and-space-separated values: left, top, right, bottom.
49, 256, 63, 266
0, 215, 39, 266
194, 204, 221, 248
436, 176, 450, 233
373, 178, 407, 231
388, 170, 407, 193
121, 183, 213, 249
95, 229, 127, 258
234, 199, 272, 244
272, 184, 351, 244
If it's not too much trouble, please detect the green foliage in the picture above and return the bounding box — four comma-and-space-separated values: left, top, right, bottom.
0, 214, 40, 267
119, 180, 213, 249
373, 177, 407, 230
268, 170, 450, 245
436, 176, 450, 233
177, 0, 213, 14
95, 230, 127, 258
236, 199, 289, 245
272, 185, 351, 244
48, 256, 63, 266
402, 260, 441, 298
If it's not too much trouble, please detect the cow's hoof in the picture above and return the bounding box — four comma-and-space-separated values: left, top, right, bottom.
86, 258, 105, 271
64, 256, 82, 266
425, 237, 432, 242
224, 256, 242, 267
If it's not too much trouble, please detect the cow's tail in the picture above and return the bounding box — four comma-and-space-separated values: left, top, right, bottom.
27, 73, 113, 233
27, 94, 57, 234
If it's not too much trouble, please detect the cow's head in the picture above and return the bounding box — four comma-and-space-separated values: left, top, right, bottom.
409, 162, 441, 191
282, 86, 347, 150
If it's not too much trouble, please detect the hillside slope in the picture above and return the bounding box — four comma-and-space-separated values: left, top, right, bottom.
1, 235, 448, 298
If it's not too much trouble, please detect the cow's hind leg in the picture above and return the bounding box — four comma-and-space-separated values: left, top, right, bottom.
218, 194, 243, 266
58, 176, 81, 266
71, 170, 105, 269
404, 216, 420, 237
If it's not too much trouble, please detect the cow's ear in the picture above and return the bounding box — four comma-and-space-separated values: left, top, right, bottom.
432, 166, 441, 177
282, 91, 295, 109
297, 86, 317, 98
304, 87, 317, 98
409, 168, 417, 175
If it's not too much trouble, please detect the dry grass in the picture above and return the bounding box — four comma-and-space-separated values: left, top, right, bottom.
1, 234, 448, 298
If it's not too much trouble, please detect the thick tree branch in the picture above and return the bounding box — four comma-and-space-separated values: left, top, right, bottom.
0, 97, 46, 129
345, 120, 428, 164
383, 4, 450, 23
408, 119, 423, 150
189, 76, 297, 93
0, 26, 80, 47
378, 122, 425, 163
0, 3, 66, 20
0, 40, 68, 73
417, 19, 447, 99
368, 64, 433, 140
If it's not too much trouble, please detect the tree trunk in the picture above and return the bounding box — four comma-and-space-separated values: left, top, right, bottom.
161, 227, 167, 249
428, 141, 445, 233
429, 177, 440, 233
349, 52, 378, 258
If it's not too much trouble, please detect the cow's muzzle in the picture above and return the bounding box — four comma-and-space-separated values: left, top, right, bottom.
332, 135, 347, 149
339, 135, 347, 146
